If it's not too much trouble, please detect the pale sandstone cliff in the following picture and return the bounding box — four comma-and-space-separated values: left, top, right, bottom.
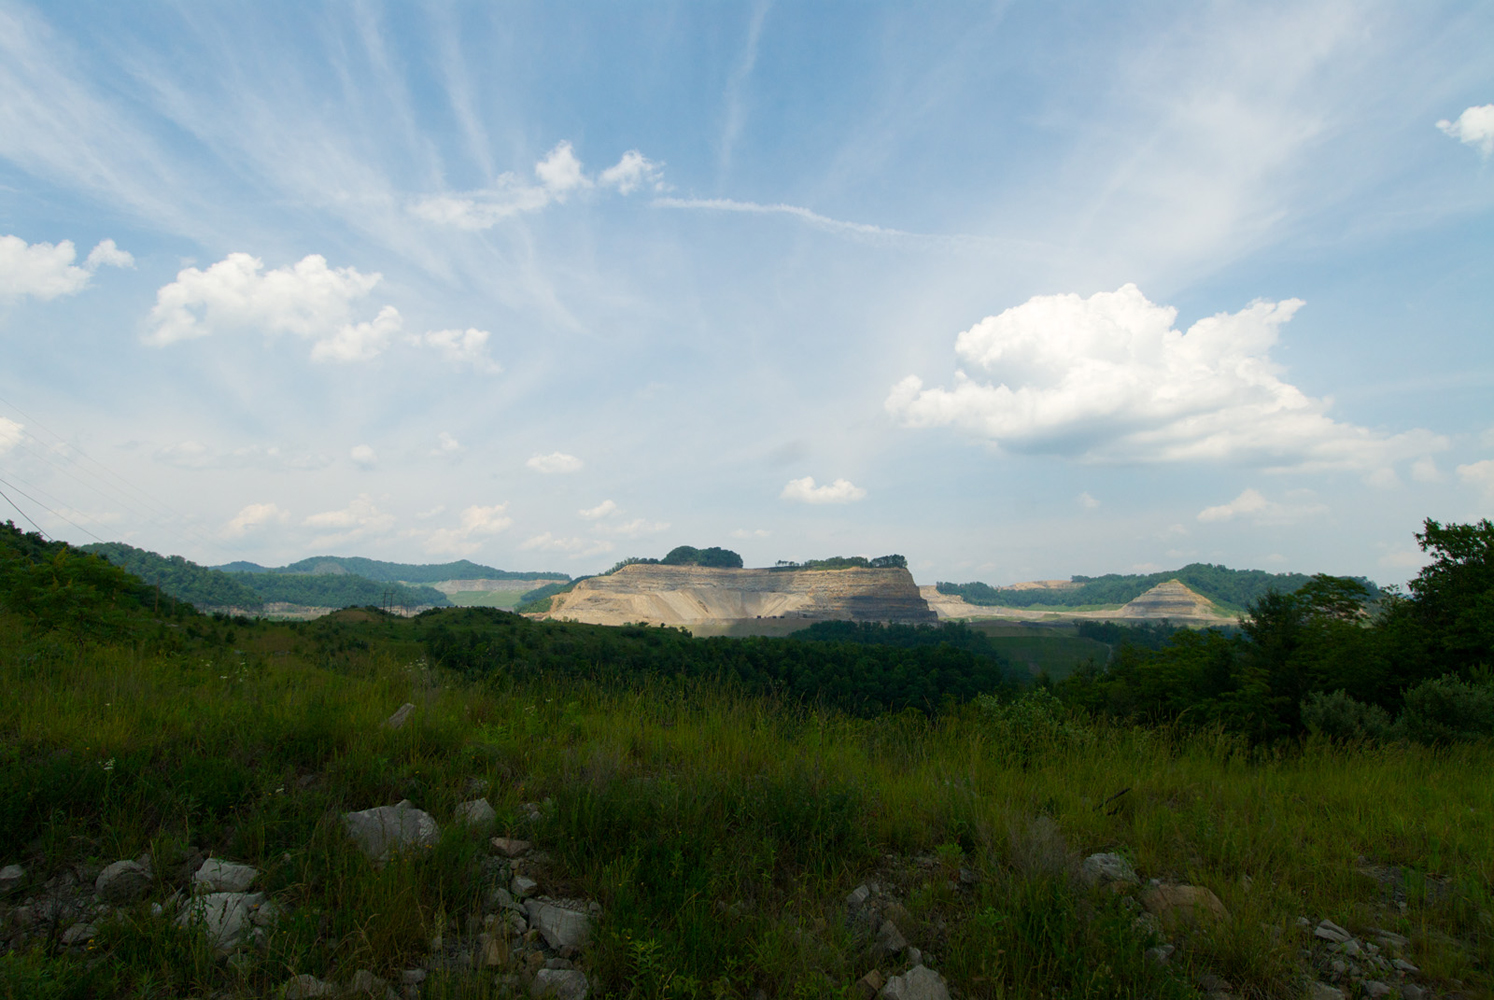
542, 564, 936, 627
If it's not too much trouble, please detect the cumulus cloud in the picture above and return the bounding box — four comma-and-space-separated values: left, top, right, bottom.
303, 494, 396, 543
414, 327, 501, 374
1411, 457, 1444, 483
579, 499, 617, 520
527, 452, 583, 474
411, 143, 662, 230
223, 502, 289, 538
1437, 105, 1494, 156
1196, 488, 1328, 525
887, 284, 1445, 473
350, 444, 376, 468
0, 417, 22, 454
781, 476, 867, 504
0, 234, 132, 300
1077, 492, 1100, 509
598, 150, 666, 194
424, 503, 513, 556
145, 252, 401, 362
519, 532, 614, 557
432, 432, 463, 456
1457, 459, 1494, 500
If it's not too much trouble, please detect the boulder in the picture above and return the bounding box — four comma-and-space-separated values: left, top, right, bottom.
855, 971, 885, 1000
194, 858, 260, 893
880, 965, 950, 1000
342, 803, 440, 864
532, 968, 589, 1000
1140, 884, 1230, 929
0, 864, 24, 895
846, 883, 870, 907
456, 798, 497, 826
525, 899, 591, 950
60, 922, 97, 946
1081, 853, 1139, 887
512, 875, 538, 897
492, 837, 533, 858
384, 703, 416, 729
177, 891, 265, 953
283, 973, 336, 998
96, 859, 152, 904
348, 969, 390, 995
1308, 984, 1345, 1000
1314, 919, 1353, 943
874, 918, 909, 957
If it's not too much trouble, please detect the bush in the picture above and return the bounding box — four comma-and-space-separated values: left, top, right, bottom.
1399, 673, 1494, 745
1301, 689, 1393, 742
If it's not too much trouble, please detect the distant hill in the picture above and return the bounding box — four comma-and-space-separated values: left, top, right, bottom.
213, 555, 570, 584
937, 563, 1380, 613
222, 572, 449, 609
83, 543, 265, 610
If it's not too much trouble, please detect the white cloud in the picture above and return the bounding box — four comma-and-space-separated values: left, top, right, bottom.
887, 284, 1445, 473
424, 503, 513, 556
432, 432, 463, 456
415, 327, 501, 374
350, 444, 376, 468
598, 150, 665, 194
519, 532, 614, 558
0, 234, 132, 300
0, 417, 22, 454
527, 452, 583, 474
579, 499, 617, 520
303, 494, 396, 543
1196, 488, 1328, 525
223, 502, 288, 538
597, 518, 670, 538
145, 252, 401, 362
1457, 459, 1494, 500
1077, 492, 1100, 509
1410, 457, 1444, 483
155, 440, 332, 471
1437, 104, 1494, 156
411, 142, 661, 229
781, 476, 867, 504
731, 528, 772, 539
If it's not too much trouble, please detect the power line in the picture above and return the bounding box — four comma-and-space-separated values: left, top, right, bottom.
0, 484, 50, 539
0, 474, 109, 544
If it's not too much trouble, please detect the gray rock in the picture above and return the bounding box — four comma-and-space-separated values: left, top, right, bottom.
456, 798, 497, 826
0, 864, 24, 895
96, 860, 152, 904
252, 899, 284, 927
906, 946, 922, 966
60, 922, 96, 946
1081, 853, 1139, 886
1308, 984, 1344, 1000
343, 804, 440, 864
1400, 984, 1426, 1000
1361, 982, 1392, 999
384, 703, 416, 729
524, 899, 591, 950
846, 883, 870, 907
194, 858, 260, 893
1373, 928, 1410, 949
1314, 919, 1353, 943
176, 891, 265, 953
492, 837, 532, 858
1393, 957, 1419, 973
880, 965, 950, 1000
875, 918, 909, 956
532, 968, 589, 1000
348, 969, 389, 994
283, 973, 336, 998
512, 875, 538, 897
1145, 944, 1175, 965
400, 970, 427, 984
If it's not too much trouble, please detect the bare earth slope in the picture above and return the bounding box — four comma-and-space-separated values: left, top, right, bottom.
919, 580, 1233, 625
543, 564, 936, 627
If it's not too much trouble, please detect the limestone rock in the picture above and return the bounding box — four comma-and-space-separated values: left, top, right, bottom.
194, 858, 260, 893
855, 970, 885, 1000
532, 968, 589, 1000
1140, 884, 1230, 929
1116, 581, 1226, 621
384, 703, 416, 729
1361, 982, 1392, 999
524, 899, 591, 950
60, 922, 96, 946
492, 837, 532, 857
342, 803, 440, 864
1314, 919, 1353, 943
0, 864, 24, 895
1308, 984, 1344, 1000
95, 859, 151, 904
846, 883, 870, 907
177, 891, 265, 953
874, 918, 909, 957
283, 973, 336, 998
512, 875, 538, 897
456, 798, 497, 826
1081, 853, 1139, 887
880, 965, 950, 1000
348, 969, 389, 995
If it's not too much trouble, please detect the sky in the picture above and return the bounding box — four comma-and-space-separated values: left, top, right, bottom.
1, 0, 1491, 587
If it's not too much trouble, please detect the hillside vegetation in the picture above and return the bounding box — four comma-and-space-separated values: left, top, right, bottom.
218, 557, 570, 585
937, 563, 1379, 612
1, 519, 1491, 1000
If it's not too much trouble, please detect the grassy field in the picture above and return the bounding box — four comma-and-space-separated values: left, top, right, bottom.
447, 590, 530, 610
966, 622, 1113, 681
1, 613, 1490, 999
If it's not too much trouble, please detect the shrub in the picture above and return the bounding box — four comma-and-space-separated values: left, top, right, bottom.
1300, 689, 1393, 742
1399, 673, 1494, 744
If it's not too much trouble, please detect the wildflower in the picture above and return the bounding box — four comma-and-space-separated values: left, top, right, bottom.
102, 758, 115, 772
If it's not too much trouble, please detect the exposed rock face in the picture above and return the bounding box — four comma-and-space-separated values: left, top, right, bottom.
1116, 580, 1227, 621
543, 564, 936, 627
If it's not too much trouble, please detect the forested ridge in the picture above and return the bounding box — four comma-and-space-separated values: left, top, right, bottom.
215, 555, 570, 583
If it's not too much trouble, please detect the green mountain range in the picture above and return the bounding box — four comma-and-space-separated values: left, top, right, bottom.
214, 555, 570, 584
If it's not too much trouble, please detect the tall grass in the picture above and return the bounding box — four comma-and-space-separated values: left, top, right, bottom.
2, 617, 1491, 998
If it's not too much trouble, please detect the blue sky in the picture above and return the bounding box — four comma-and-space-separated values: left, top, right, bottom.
1, 0, 1491, 586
